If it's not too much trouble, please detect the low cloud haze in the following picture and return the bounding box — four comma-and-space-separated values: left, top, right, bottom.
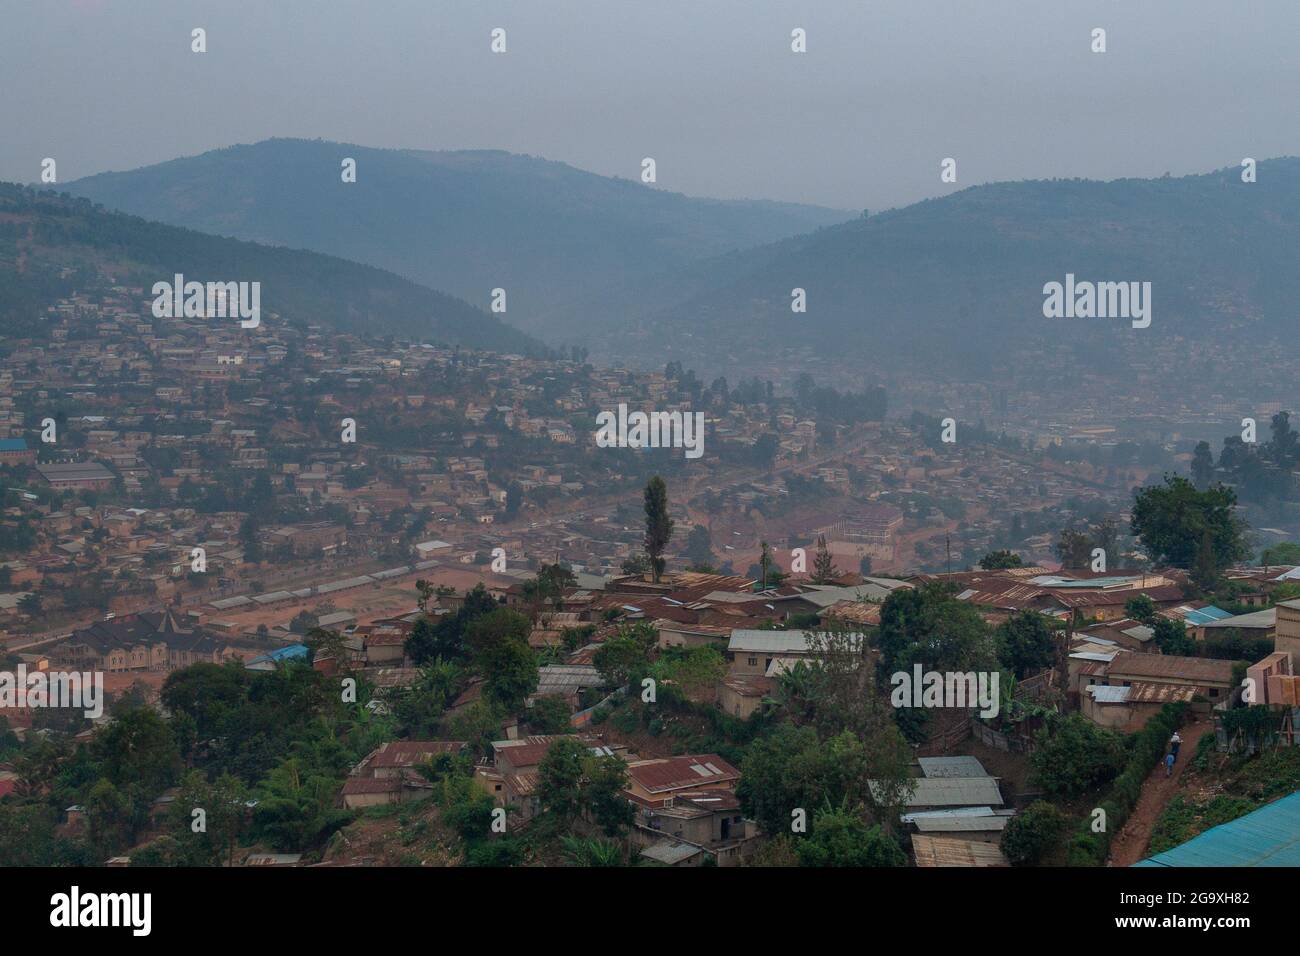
3, 0, 1299, 208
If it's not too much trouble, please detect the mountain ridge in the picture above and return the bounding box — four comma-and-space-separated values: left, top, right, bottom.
0, 182, 544, 354
61, 138, 853, 339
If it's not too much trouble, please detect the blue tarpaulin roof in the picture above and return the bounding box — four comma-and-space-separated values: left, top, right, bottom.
247, 644, 309, 666
1134, 791, 1300, 867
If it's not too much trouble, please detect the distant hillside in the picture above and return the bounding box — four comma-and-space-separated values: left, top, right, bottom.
0, 183, 543, 353
62, 139, 852, 339
618, 159, 1300, 374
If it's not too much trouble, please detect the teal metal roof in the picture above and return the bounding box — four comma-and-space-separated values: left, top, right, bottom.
1180, 605, 1232, 626
1134, 791, 1300, 867
1033, 575, 1140, 588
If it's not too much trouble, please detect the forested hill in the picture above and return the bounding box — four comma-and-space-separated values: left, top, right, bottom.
617, 158, 1300, 373
0, 183, 544, 354
62, 138, 851, 338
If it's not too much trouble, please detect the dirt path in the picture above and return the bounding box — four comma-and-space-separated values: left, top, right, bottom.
1107, 718, 1213, 866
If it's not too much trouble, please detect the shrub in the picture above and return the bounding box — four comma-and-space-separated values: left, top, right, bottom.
1000, 800, 1068, 865
612, 708, 640, 734
1064, 702, 1188, 865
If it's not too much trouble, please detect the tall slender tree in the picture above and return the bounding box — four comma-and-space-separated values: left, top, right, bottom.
643, 475, 674, 583
812, 534, 839, 584
759, 540, 774, 590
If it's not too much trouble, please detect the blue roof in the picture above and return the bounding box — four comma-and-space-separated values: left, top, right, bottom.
1038, 576, 1141, 588
1134, 791, 1300, 867
1182, 605, 1232, 626
247, 644, 309, 665
0, 438, 28, 451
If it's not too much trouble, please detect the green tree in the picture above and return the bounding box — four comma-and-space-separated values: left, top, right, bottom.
684, 524, 716, 569
995, 610, 1056, 679
391, 659, 461, 736
1152, 616, 1197, 656
415, 578, 436, 612
168, 770, 250, 866
1191, 529, 1220, 592
757, 540, 774, 589
795, 802, 907, 867
527, 696, 573, 734
560, 835, 624, 866
289, 609, 319, 635
536, 737, 588, 822
643, 476, 674, 583
1130, 475, 1250, 571
1029, 715, 1125, 799
130, 835, 193, 867
1190, 441, 1215, 489
504, 481, 524, 520
91, 706, 181, 796
522, 563, 577, 612
811, 535, 839, 584
1124, 594, 1157, 624
304, 627, 350, 670
877, 583, 997, 677
85, 778, 134, 857
1054, 528, 1093, 570
593, 636, 651, 688
405, 583, 499, 665
737, 725, 869, 836
651, 645, 727, 698
583, 752, 634, 837
466, 608, 537, 713
979, 549, 1024, 570
620, 553, 651, 577
1000, 800, 1067, 866
1261, 541, 1300, 568
534, 737, 631, 835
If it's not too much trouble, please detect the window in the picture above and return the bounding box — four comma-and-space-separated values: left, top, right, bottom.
747, 656, 757, 666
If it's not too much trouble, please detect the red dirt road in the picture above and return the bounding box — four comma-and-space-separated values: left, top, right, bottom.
1107, 719, 1213, 866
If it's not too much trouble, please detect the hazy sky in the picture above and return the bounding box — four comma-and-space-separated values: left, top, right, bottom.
4, 0, 1299, 210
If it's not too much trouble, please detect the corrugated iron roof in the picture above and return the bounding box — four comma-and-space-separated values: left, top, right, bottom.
1135, 791, 1300, 867
918, 756, 988, 778
913, 835, 1009, 867
874, 776, 1002, 808
1086, 684, 1130, 703
626, 754, 739, 793
1107, 650, 1232, 685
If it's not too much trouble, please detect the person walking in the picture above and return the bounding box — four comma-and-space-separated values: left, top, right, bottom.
1170, 731, 1182, 760
1165, 752, 1175, 777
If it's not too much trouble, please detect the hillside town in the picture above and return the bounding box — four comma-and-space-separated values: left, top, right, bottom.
2, 276, 1299, 872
